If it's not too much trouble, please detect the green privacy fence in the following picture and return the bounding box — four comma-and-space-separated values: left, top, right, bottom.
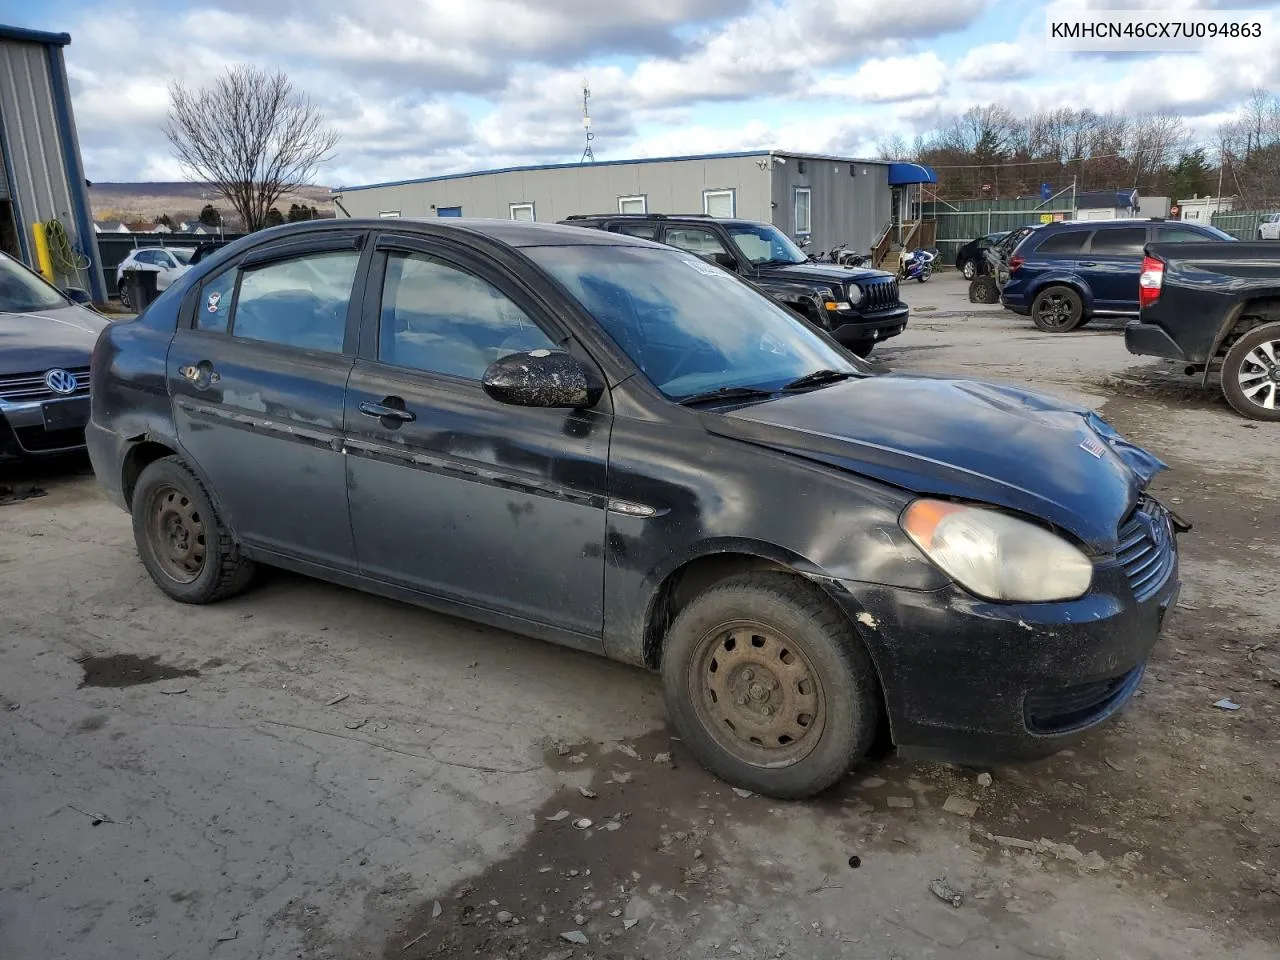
921, 199, 1075, 259
1209, 209, 1278, 240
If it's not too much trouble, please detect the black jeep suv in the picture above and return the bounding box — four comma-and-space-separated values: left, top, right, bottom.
561, 214, 908, 356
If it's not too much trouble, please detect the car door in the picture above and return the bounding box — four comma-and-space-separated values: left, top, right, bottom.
153, 250, 184, 290
1078, 226, 1148, 313
342, 233, 610, 645
166, 231, 370, 569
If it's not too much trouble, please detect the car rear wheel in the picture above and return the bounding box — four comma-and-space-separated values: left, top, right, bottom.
961, 259, 976, 280
117, 280, 132, 311
661, 572, 879, 799
1031, 286, 1084, 332
131, 456, 256, 603
1221, 322, 1280, 421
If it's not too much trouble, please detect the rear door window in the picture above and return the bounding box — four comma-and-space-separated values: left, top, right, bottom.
230, 250, 361, 353
1153, 226, 1217, 243
1033, 231, 1090, 255
610, 223, 659, 240
1088, 227, 1148, 256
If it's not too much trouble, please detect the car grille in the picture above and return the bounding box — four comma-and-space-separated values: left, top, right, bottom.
0, 366, 91, 404
1117, 498, 1176, 602
1025, 665, 1143, 734
857, 279, 900, 311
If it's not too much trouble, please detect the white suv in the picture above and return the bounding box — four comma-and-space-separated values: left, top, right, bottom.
115, 248, 193, 307
1258, 213, 1280, 241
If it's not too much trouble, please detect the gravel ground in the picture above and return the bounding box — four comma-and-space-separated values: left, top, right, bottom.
1, 273, 1276, 960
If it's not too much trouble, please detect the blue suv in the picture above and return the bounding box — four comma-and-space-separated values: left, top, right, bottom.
1001, 219, 1234, 332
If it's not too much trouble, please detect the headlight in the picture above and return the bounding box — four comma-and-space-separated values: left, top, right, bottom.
901, 499, 1093, 602
847, 283, 864, 306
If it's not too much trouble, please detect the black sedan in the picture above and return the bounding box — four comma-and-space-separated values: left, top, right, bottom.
955, 230, 1009, 279
0, 252, 109, 461
86, 220, 1183, 798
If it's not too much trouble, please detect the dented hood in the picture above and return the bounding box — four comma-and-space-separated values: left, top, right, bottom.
708, 374, 1165, 551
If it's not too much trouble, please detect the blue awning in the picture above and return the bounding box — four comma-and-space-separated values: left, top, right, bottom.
887, 162, 938, 185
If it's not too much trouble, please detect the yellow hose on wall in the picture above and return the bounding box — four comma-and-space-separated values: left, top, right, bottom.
30, 222, 55, 282
42, 218, 90, 282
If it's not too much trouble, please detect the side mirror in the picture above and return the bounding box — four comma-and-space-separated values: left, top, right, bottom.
481, 350, 603, 409
62, 287, 92, 304
709, 252, 738, 272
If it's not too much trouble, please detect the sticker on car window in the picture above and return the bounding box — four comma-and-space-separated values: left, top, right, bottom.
681, 257, 731, 278
206, 291, 221, 313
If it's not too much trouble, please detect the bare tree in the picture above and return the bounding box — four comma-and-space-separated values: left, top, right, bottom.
165, 66, 339, 233
875, 134, 909, 161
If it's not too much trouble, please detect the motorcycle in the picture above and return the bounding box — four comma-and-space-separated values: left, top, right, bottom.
817, 242, 871, 268
899, 247, 938, 283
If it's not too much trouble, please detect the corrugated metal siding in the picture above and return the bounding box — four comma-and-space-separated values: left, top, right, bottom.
0, 38, 89, 287
0, 136, 8, 200
770, 157, 891, 254
338, 155, 774, 224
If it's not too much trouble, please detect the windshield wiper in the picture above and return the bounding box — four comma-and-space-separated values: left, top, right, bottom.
782, 369, 856, 392
677, 386, 777, 406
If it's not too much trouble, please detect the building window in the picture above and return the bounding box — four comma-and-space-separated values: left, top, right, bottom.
794, 187, 811, 236
703, 189, 735, 218
510, 202, 535, 221
618, 195, 647, 214
379, 210, 401, 218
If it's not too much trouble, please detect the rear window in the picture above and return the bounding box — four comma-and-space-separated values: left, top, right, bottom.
1089, 227, 1148, 255
1033, 231, 1090, 255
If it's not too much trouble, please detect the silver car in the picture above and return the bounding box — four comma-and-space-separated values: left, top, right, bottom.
0, 252, 110, 461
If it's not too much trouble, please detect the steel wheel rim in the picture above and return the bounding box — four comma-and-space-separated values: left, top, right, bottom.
1237, 338, 1280, 411
147, 483, 207, 584
688, 619, 827, 769
1037, 294, 1073, 328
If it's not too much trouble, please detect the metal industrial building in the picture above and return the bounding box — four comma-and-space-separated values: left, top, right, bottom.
334, 152, 938, 255
0, 24, 105, 301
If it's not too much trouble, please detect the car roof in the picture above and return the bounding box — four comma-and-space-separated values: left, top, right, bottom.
242, 217, 658, 249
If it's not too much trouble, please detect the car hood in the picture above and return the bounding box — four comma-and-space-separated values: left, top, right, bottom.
0, 304, 110, 376
707, 375, 1165, 551
757, 261, 893, 285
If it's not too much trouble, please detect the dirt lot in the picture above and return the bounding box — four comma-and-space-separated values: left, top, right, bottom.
2, 274, 1277, 960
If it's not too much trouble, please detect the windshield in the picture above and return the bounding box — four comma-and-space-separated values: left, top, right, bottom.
526, 245, 859, 400
0, 253, 70, 313
724, 223, 809, 266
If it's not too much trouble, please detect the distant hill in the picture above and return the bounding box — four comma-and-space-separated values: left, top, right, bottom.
89, 181, 334, 227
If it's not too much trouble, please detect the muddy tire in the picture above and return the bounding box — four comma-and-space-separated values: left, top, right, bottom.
1031, 286, 1084, 332
969, 276, 999, 304
660, 572, 879, 799
1221, 321, 1280, 421
131, 456, 256, 603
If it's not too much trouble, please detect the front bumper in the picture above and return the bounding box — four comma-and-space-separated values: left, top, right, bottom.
830, 541, 1180, 764
828, 306, 910, 347
1124, 320, 1187, 361
0, 396, 92, 461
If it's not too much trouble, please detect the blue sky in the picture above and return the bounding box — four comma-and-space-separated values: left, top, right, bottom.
5, 0, 1277, 187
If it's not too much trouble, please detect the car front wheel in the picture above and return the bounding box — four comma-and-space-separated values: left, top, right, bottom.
1222, 321, 1280, 421
961, 259, 976, 280
661, 572, 879, 799
1031, 286, 1084, 332
131, 456, 256, 603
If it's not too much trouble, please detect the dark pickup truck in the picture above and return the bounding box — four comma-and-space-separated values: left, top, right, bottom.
561, 214, 908, 356
1126, 242, 1280, 421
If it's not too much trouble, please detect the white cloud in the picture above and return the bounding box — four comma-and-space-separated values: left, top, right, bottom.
55, 0, 1280, 187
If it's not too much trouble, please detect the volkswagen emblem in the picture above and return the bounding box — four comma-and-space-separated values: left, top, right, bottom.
44, 368, 79, 396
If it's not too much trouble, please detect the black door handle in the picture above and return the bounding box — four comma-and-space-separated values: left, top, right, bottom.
359, 399, 416, 424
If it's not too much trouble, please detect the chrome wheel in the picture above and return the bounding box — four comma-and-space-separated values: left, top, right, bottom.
1236, 338, 1280, 411
962, 260, 976, 280
689, 619, 827, 769
147, 483, 207, 584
